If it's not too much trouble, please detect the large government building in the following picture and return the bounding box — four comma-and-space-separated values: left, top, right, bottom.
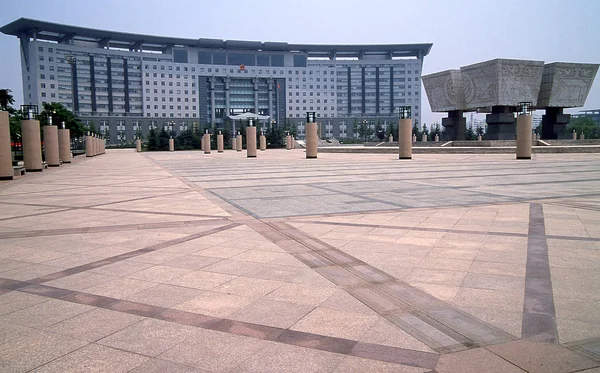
1, 18, 432, 144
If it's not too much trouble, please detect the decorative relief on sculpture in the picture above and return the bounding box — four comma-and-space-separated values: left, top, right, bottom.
542, 63, 599, 107
422, 70, 463, 112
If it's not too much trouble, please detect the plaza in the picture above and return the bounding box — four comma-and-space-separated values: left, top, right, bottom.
1, 148, 600, 372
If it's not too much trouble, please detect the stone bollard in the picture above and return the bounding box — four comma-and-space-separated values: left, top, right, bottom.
580, 132, 585, 140
478, 134, 482, 142
22, 116, 43, 171
204, 131, 211, 154
389, 134, 393, 143
236, 132, 242, 151
573, 129, 577, 140
136, 138, 141, 152
422, 134, 428, 143
259, 132, 266, 151
58, 123, 71, 164
435, 134, 439, 142
85, 132, 93, 158
217, 131, 224, 153
516, 113, 532, 160
43, 119, 60, 167
246, 124, 257, 158
0, 111, 12, 180
232, 134, 236, 150
399, 118, 412, 160
169, 137, 174, 151
286, 133, 291, 150
305, 113, 318, 159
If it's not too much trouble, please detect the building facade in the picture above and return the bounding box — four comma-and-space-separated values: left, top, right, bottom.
1, 18, 432, 144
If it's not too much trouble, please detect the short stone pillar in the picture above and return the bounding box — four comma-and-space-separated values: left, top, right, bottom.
236, 132, 242, 151
573, 129, 577, 140
204, 131, 211, 154
58, 124, 71, 164
43, 123, 60, 167
23, 117, 43, 171
136, 138, 141, 152
516, 105, 533, 160
0, 111, 13, 180
217, 131, 224, 153
246, 124, 257, 158
477, 134, 482, 142
305, 112, 318, 159
389, 134, 393, 143
434, 134, 439, 142
100, 136, 105, 154
399, 118, 412, 160
422, 134, 428, 143
580, 132, 585, 140
232, 134, 236, 150
85, 132, 94, 158
259, 132, 266, 151
286, 133, 292, 150
169, 137, 174, 152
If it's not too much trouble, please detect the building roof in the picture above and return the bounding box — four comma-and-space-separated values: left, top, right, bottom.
0, 18, 432, 58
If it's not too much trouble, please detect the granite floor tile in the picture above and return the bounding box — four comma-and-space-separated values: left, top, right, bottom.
436, 347, 525, 372
0, 298, 95, 328
172, 290, 253, 317
229, 298, 314, 329
290, 307, 380, 341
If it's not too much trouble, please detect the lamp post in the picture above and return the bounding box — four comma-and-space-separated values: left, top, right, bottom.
398, 106, 412, 160
516, 102, 533, 160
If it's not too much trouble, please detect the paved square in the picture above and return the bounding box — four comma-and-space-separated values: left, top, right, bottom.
1, 149, 599, 372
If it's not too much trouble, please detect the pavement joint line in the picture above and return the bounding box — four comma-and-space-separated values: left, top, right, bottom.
521, 203, 558, 343
18, 222, 241, 285
0, 218, 230, 240
563, 337, 600, 362
0, 276, 440, 369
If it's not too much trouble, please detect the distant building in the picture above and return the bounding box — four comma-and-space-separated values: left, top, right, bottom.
571, 109, 600, 125
1, 18, 432, 143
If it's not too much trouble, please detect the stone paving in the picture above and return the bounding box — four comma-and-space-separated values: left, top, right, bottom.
0, 148, 600, 372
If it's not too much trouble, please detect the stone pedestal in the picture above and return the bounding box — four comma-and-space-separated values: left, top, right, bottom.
204, 133, 211, 154
246, 126, 257, 158
23, 119, 43, 171
217, 133, 224, 153
59, 128, 71, 163
389, 134, 393, 143
573, 130, 577, 140
136, 139, 141, 152
0, 111, 12, 180
486, 107, 516, 140
169, 138, 174, 151
236, 134, 242, 151
85, 134, 93, 157
412, 134, 417, 143
541, 107, 570, 140
259, 134, 266, 151
306, 123, 318, 159
441, 110, 467, 140
516, 114, 532, 160
43, 125, 60, 167
580, 133, 585, 140
435, 134, 439, 142
422, 134, 428, 142
286, 135, 291, 150
399, 119, 412, 160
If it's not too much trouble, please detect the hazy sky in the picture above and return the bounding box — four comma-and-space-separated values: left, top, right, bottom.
1, 0, 599, 124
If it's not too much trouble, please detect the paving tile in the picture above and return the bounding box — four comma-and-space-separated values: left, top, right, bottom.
0, 291, 49, 315
129, 359, 212, 373
290, 307, 379, 341
0, 298, 94, 328
213, 276, 285, 298
166, 270, 237, 290
332, 356, 429, 373
229, 298, 314, 328
436, 347, 526, 372
98, 318, 198, 357
159, 328, 269, 372
173, 290, 253, 317
30, 343, 148, 373
230, 342, 345, 373
488, 340, 599, 373
123, 283, 203, 308
264, 282, 338, 306
44, 308, 144, 342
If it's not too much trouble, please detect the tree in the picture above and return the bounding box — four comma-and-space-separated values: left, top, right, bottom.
375, 120, 385, 141
0, 89, 15, 113
429, 122, 442, 140
466, 125, 476, 140
475, 124, 485, 136
412, 122, 419, 139
386, 121, 395, 140
158, 127, 170, 151
147, 128, 158, 151
421, 123, 429, 141
39, 102, 86, 138
352, 118, 360, 139
266, 125, 285, 148
566, 117, 599, 139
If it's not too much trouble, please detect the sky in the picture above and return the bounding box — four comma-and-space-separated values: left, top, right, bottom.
1, 0, 599, 125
